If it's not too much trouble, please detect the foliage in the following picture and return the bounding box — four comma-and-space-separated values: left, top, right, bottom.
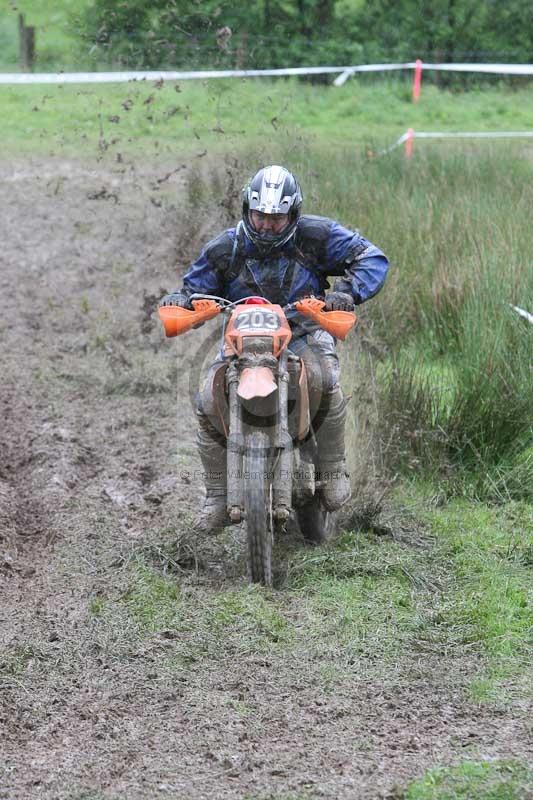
73, 0, 533, 70
417, 495, 533, 689
1, 0, 533, 71
76, 0, 363, 70
358, 0, 491, 61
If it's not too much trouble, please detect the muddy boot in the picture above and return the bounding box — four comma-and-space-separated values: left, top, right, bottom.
193, 412, 230, 535
315, 387, 352, 512
195, 492, 229, 535
317, 458, 352, 511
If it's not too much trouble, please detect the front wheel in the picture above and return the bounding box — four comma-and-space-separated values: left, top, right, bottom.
244, 431, 272, 586
297, 495, 336, 545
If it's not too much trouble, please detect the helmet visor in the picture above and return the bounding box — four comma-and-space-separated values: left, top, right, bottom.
249, 210, 289, 234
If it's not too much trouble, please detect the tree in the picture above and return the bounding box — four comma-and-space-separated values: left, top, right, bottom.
79, 0, 533, 70
355, 0, 533, 62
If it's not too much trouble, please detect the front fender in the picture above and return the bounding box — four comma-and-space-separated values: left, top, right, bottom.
237, 367, 277, 401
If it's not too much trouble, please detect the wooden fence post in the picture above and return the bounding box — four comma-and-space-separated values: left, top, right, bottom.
235, 31, 248, 70
19, 14, 35, 72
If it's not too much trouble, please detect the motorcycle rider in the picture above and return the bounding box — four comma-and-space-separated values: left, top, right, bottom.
160, 165, 389, 533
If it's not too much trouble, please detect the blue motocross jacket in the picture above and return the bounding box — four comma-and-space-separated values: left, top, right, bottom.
180, 215, 389, 329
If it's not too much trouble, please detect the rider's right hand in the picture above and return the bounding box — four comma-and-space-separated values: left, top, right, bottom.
159, 291, 191, 308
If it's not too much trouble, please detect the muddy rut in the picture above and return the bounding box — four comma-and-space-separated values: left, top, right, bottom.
0, 157, 530, 800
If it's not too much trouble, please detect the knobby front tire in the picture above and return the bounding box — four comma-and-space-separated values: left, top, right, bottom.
244, 431, 272, 586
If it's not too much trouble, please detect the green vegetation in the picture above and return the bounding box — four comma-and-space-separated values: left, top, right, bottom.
95, 486, 530, 700
1, 55, 530, 791
2, 78, 533, 158
111, 560, 294, 663
123, 563, 181, 631
287, 143, 533, 501
284, 489, 532, 695
0, 643, 41, 678
405, 489, 532, 696
3, 0, 531, 71
34, 79, 527, 701
287, 531, 420, 668
403, 760, 533, 799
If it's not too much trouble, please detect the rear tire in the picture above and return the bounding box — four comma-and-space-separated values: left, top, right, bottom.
244, 431, 272, 586
297, 495, 336, 545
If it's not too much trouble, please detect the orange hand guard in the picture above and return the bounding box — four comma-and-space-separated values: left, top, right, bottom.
158, 299, 221, 337
295, 297, 357, 340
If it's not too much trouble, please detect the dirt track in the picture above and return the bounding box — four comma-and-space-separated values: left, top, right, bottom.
1, 157, 530, 799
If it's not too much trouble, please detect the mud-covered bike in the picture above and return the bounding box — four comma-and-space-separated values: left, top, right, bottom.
159, 294, 357, 586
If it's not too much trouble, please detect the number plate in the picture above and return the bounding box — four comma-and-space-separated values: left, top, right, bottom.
234, 309, 281, 332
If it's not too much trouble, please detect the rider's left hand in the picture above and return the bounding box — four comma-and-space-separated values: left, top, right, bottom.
324, 291, 355, 312
159, 291, 191, 308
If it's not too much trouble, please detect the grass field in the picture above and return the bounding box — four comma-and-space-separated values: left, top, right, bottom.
2, 78, 533, 157
1, 71, 532, 798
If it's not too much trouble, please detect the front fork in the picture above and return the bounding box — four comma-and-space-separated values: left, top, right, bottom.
273, 350, 292, 523
225, 352, 293, 525
226, 362, 244, 523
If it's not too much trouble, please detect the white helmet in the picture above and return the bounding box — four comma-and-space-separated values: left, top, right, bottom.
242, 165, 303, 250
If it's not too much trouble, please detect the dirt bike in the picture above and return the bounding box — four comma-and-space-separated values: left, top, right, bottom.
159, 294, 357, 586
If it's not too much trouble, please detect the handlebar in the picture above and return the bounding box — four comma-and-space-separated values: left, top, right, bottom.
293, 297, 357, 340
158, 294, 357, 340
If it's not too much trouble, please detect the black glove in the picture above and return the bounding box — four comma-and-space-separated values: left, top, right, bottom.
324, 291, 355, 312
332, 276, 353, 295
159, 291, 191, 308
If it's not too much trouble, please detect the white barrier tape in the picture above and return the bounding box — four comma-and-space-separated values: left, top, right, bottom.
0, 64, 409, 85
378, 129, 533, 155
407, 130, 533, 139
1, 61, 532, 85
418, 62, 533, 75
376, 132, 410, 155
510, 305, 533, 324
333, 64, 409, 86
336, 62, 533, 84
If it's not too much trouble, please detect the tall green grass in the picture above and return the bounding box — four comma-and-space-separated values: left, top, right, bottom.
286, 147, 533, 500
